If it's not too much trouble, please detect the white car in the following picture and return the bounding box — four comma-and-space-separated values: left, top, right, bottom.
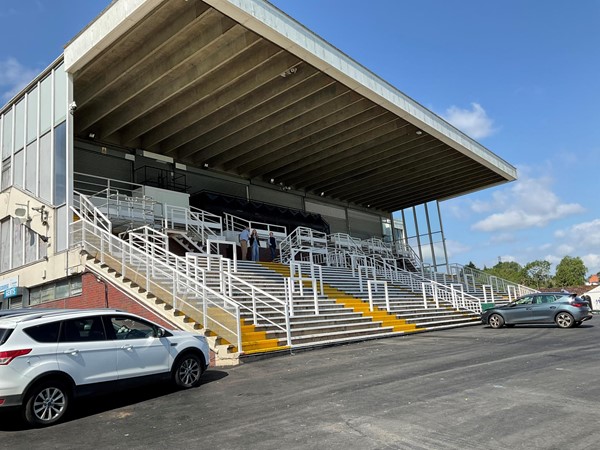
0, 309, 210, 427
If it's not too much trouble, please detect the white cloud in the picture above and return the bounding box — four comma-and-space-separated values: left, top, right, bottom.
545, 219, 600, 274
0, 57, 39, 101
445, 239, 471, 258
443, 103, 497, 139
472, 175, 584, 232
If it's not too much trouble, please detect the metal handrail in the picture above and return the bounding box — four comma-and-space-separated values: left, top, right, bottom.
164, 204, 223, 247
186, 254, 291, 346
70, 215, 243, 350
448, 263, 538, 296
223, 213, 287, 237
369, 255, 483, 313
126, 227, 291, 347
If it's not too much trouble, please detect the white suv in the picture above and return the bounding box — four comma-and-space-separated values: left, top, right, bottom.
0, 309, 210, 427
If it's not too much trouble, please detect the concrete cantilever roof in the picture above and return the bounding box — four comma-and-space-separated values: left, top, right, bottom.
64, 0, 516, 213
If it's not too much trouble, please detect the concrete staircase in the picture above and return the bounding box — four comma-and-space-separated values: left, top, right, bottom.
318, 265, 481, 330
223, 261, 407, 350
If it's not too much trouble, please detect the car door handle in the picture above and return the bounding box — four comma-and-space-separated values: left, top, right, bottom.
550, 306, 557, 309
121, 344, 133, 351
64, 348, 79, 355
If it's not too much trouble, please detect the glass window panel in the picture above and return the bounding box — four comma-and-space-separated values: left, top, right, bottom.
27, 87, 38, 144
25, 140, 37, 194
0, 218, 10, 272
14, 100, 25, 151
39, 132, 51, 202
55, 205, 67, 251
70, 276, 82, 296
427, 201, 441, 234
402, 208, 417, 240
40, 76, 52, 134
55, 279, 69, 299
29, 286, 41, 306
13, 149, 23, 188
54, 122, 66, 205
41, 284, 54, 303
54, 65, 67, 124
1, 159, 10, 191
2, 110, 12, 160
24, 226, 37, 264
12, 220, 23, 268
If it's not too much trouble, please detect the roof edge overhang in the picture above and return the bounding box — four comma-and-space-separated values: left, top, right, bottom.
204, 0, 517, 182
64, 0, 517, 186
64, 0, 163, 73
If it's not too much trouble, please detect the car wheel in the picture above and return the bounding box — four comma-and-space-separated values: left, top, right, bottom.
555, 312, 575, 328
488, 314, 505, 329
24, 379, 70, 427
172, 353, 204, 389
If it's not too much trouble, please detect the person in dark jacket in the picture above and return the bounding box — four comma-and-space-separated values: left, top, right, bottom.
268, 232, 277, 261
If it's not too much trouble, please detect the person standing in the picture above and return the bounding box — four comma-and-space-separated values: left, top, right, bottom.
239, 226, 250, 260
268, 231, 277, 261
250, 229, 260, 261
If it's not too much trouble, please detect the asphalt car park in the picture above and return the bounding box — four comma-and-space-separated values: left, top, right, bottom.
2, 322, 599, 449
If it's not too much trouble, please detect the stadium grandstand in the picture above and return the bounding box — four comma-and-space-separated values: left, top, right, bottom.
0, 0, 528, 365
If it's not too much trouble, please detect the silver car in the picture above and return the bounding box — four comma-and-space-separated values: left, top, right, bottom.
481, 293, 593, 329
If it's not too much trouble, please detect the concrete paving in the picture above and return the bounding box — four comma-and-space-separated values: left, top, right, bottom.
2, 322, 599, 449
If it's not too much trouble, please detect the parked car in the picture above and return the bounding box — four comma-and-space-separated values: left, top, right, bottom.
481, 293, 593, 329
0, 309, 210, 427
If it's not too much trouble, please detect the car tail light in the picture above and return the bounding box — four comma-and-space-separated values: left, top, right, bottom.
0, 349, 32, 365
571, 302, 587, 308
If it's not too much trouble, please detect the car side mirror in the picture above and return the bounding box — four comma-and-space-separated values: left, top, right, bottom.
509, 303, 517, 307
157, 328, 166, 338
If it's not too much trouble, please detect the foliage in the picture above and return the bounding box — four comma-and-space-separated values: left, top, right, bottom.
483, 261, 526, 285
554, 256, 587, 287
523, 260, 552, 288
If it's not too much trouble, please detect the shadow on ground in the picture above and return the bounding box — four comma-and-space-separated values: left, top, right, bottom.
0, 369, 228, 431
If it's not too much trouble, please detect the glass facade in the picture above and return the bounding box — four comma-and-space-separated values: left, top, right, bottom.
0, 62, 67, 204
0, 61, 68, 274
399, 200, 448, 273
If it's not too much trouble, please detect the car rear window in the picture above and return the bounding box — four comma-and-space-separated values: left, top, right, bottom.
24, 322, 61, 343
0, 328, 14, 346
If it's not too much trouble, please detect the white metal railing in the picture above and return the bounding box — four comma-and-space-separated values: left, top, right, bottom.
164, 204, 222, 247
367, 280, 390, 312
289, 260, 324, 314
70, 215, 243, 351
124, 229, 292, 347
369, 256, 483, 313
279, 227, 328, 264
207, 239, 238, 272
75, 190, 112, 234
224, 213, 286, 237
329, 233, 363, 254
186, 254, 291, 346
393, 241, 423, 272
449, 263, 538, 297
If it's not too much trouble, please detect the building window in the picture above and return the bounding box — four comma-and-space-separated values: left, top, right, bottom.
28, 275, 83, 306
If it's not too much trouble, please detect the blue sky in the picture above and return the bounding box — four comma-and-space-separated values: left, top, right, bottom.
1, 1, 599, 275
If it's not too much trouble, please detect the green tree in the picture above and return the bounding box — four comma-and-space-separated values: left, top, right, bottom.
484, 261, 525, 284
554, 256, 587, 286
523, 260, 552, 288
465, 261, 479, 270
